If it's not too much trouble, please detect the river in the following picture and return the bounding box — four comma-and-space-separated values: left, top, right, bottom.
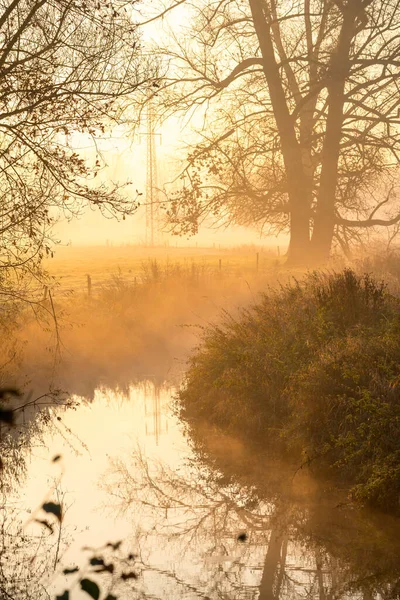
2, 380, 400, 600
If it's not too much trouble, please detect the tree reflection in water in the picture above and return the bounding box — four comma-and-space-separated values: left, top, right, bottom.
1, 383, 400, 600
103, 444, 400, 600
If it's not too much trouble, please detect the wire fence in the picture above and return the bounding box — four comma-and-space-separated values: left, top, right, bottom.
23, 251, 282, 303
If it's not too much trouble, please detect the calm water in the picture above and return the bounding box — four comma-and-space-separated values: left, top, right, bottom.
3, 382, 400, 600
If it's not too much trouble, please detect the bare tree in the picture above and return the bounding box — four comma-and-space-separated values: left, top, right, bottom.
140, 0, 400, 264
0, 0, 155, 298
102, 448, 359, 600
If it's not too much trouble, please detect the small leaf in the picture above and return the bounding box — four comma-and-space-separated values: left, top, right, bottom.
89, 557, 105, 567
106, 541, 122, 550
105, 596, 117, 600
120, 571, 137, 580
89, 556, 114, 573
80, 578, 100, 600
63, 566, 79, 575
237, 532, 248, 543
42, 502, 62, 521
34, 519, 54, 534
52, 455, 62, 462
93, 563, 114, 574
56, 592, 69, 600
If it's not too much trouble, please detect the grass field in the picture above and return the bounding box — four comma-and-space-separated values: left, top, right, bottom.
43, 244, 283, 296
12, 243, 285, 397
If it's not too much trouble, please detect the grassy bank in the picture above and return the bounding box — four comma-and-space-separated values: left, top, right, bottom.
179, 269, 400, 513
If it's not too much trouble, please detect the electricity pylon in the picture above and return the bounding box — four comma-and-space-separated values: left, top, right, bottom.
144, 102, 162, 246
145, 383, 168, 445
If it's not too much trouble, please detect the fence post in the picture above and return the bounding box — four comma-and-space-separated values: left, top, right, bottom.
277, 246, 280, 257
87, 274, 92, 297
219, 258, 222, 271
42, 285, 48, 302
256, 252, 259, 271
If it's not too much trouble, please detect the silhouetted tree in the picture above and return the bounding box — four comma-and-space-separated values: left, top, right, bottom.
141, 0, 400, 264
0, 0, 154, 296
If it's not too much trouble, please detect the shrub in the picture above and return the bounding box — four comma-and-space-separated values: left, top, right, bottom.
292, 330, 400, 511
179, 269, 400, 512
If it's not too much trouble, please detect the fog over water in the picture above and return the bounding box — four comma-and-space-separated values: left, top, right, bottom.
0, 249, 397, 600
5, 281, 400, 600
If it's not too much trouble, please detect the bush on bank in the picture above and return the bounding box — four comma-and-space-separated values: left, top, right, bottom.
179, 269, 400, 513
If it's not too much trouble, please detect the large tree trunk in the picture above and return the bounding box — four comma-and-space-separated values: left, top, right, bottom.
311, 1, 365, 262
258, 527, 284, 600
248, 0, 312, 265
287, 201, 312, 265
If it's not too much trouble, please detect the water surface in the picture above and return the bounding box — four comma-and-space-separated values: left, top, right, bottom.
3, 381, 400, 600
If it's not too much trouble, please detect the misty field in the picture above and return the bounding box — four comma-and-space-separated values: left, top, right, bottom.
13, 244, 286, 400
43, 244, 281, 298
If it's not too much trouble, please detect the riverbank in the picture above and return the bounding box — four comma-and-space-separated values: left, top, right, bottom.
6, 250, 280, 400
2, 259, 400, 598
178, 269, 400, 513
